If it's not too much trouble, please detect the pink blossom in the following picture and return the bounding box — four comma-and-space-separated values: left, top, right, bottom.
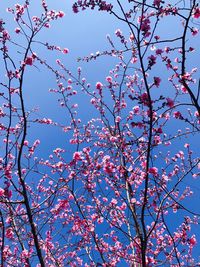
63, 48, 69, 54
154, 35, 160, 41
5, 168, 12, 179
148, 55, 156, 66
140, 18, 151, 37
90, 98, 96, 104
154, 76, 161, 87
102, 197, 108, 202
181, 86, 188, 93
2, 30, 10, 41
24, 56, 33, 66
68, 194, 74, 200
15, 28, 20, 34
184, 143, 189, 148
115, 29, 122, 37
33, 139, 40, 146
21, 249, 30, 259
23, 140, 29, 146
181, 72, 192, 82
120, 202, 127, 211
5, 228, 14, 239
115, 116, 121, 123
0, 188, 4, 196
173, 111, 182, 119
131, 57, 137, 63
166, 98, 174, 108
153, 0, 162, 7
96, 82, 103, 90
111, 198, 118, 205
32, 16, 39, 22
156, 49, 163, 55
189, 47, 195, 52
191, 27, 198, 36
103, 162, 115, 174
97, 217, 104, 224
129, 34, 134, 41
131, 198, 136, 204
156, 127, 163, 134
0, 2, 199, 265
149, 167, 158, 176
133, 106, 140, 114
165, 46, 170, 53
44, 23, 50, 28
189, 235, 197, 246
72, 4, 79, 13
73, 151, 82, 161
140, 92, 149, 106
193, 8, 200, 19
57, 11, 65, 18
106, 76, 112, 83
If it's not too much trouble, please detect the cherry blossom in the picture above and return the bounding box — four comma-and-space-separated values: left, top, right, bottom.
0, 1, 200, 266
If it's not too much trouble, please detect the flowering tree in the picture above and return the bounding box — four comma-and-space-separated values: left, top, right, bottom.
0, 0, 200, 266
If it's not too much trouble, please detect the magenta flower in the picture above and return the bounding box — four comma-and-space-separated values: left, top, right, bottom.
15, 27, 20, 33
193, 8, 200, 19
96, 82, 103, 90
166, 98, 174, 108
24, 56, 33, 66
149, 167, 158, 176
73, 151, 83, 161
154, 76, 161, 87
